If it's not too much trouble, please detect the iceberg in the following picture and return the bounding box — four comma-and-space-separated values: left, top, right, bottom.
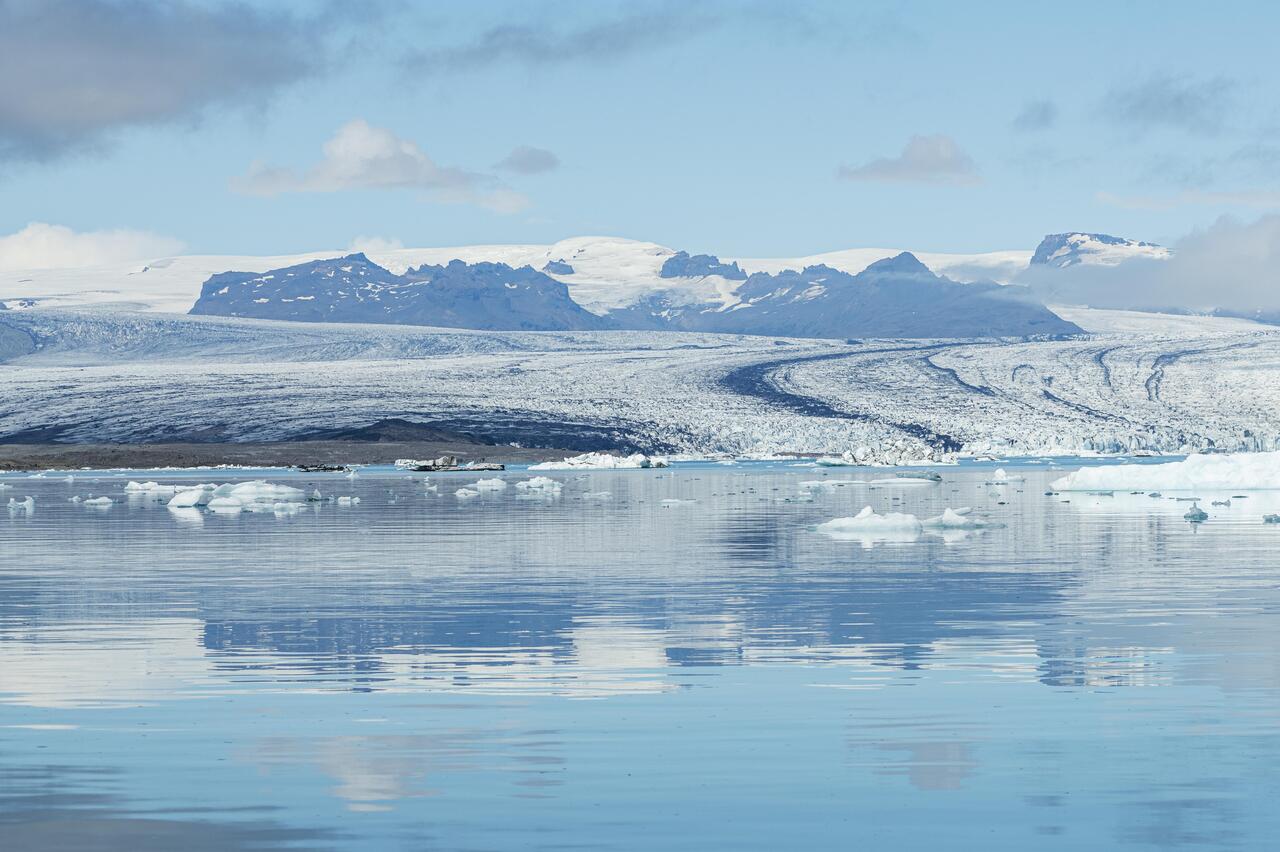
815, 506, 923, 545
529, 452, 668, 470
515, 476, 562, 494
7, 496, 34, 512
455, 488, 479, 499
471, 478, 507, 491
167, 487, 213, 508
922, 507, 989, 529
82, 496, 113, 506
1052, 453, 1280, 492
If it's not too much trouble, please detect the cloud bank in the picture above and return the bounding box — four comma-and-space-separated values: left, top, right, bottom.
0, 0, 324, 161
838, 135, 980, 185
0, 222, 184, 271
232, 120, 528, 213
1021, 214, 1280, 315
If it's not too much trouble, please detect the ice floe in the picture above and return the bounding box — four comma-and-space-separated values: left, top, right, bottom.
530, 452, 668, 470
1052, 452, 1280, 492
816, 505, 994, 546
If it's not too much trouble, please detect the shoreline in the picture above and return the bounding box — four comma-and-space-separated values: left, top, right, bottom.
0, 439, 578, 472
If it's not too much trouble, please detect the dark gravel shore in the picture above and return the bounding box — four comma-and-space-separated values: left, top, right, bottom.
0, 440, 577, 472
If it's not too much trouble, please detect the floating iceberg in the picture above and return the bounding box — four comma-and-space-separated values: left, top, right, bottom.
818, 505, 923, 534
471, 478, 507, 491
921, 507, 990, 529
1052, 453, 1280, 492
7, 496, 34, 512
82, 496, 113, 506
455, 488, 479, 499
167, 487, 214, 508
986, 468, 1024, 485
515, 476, 562, 494
529, 452, 668, 470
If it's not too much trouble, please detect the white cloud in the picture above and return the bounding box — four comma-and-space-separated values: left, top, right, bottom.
0, 222, 184, 271
232, 119, 529, 213
838, 135, 980, 185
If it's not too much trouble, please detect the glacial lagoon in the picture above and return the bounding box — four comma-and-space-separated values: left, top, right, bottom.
3, 460, 1279, 850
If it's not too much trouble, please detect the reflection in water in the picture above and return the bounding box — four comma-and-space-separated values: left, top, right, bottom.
2, 462, 1279, 849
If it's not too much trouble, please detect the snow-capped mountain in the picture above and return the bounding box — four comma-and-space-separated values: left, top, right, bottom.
190, 253, 610, 331
1030, 233, 1170, 268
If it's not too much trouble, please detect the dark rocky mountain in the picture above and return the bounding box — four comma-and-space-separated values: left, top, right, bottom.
617, 252, 1082, 338
190, 254, 611, 331
191, 250, 1079, 339
659, 251, 747, 280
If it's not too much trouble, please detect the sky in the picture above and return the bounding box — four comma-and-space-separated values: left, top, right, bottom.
3, 0, 1280, 263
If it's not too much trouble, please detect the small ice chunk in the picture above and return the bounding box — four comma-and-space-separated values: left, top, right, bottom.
455, 488, 480, 499
472, 478, 507, 491
922, 507, 989, 529
206, 497, 244, 514
336, 496, 360, 506
7, 496, 34, 512
82, 496, 113, 506
515, 476, 561, 493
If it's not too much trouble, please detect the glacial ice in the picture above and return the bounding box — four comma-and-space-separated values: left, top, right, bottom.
515, 476, 562, 493
82, 496, 113, 506
1052, 452, 1280, 492
817, 505, 991, 543
7, 496, 34, 512
471, 478, 507, 491
530, 453, 669, 470
817, 506, 923, 537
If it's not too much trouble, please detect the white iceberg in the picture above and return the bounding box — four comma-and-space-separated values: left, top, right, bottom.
471, 478, 507, 491
455, 488, 479, 499
167, 487, 213, 508
815, 506, 922, 546
1052, 452, 1280, 492
7, 496, 34, 512
921, 507, 990, 529
82, 496, 113, 506
206, 497, 244, 514
529, 452, 668, 470
515, 476, 562, 493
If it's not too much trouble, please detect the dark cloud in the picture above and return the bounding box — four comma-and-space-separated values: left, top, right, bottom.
1012, 100, 1057, 131
1101, 74, 1236, 135
0, 0, 328, 161
405, 6, 727, 73
838, 135, 980, 185
494, 145, 560, 175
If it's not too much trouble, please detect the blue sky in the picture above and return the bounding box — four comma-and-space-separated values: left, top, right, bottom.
3, 0, 1279, 257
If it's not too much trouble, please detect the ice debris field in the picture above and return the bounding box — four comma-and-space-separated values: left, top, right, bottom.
10, 453, 1280, 537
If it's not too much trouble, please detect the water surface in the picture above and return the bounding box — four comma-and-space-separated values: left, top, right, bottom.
2, 461, 1278, 849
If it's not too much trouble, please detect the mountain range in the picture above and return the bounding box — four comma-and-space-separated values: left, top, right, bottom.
189, 247, 1083, 338
4, 231, 1175, 340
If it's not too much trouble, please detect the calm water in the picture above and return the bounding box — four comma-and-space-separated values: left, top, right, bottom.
2, 460, 1278, 850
